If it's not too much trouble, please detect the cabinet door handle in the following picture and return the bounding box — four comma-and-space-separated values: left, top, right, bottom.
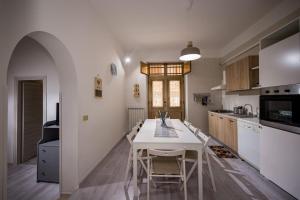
42, 149, 46, 153
219, 117, 223, 119
42, 160, 47, 163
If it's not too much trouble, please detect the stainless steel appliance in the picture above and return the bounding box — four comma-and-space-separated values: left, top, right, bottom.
260, 84, 300, 134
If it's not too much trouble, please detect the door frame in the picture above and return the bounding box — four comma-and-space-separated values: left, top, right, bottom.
14, 76, 47, 164
147, 74, 185, 120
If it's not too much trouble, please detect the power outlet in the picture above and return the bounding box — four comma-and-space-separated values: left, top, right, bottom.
83, 115, 89, 121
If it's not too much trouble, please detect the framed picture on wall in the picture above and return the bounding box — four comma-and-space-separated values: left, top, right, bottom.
95, 77, 102, 98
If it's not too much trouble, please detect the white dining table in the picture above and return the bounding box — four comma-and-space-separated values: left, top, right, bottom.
132, 119, 203, 200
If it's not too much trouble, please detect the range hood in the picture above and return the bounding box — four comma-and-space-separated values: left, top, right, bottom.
211, 70, 226, 91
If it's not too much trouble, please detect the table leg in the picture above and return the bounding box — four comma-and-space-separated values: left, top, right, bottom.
133, 146, 138, 200
198, 149, 203, 200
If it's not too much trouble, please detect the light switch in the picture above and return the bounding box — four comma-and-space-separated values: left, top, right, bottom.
83, 115, 89, 121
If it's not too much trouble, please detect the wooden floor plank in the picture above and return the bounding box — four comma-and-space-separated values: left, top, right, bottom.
73, 138, 296, 200
8, 138, 296, 200
7, 159, 59, 200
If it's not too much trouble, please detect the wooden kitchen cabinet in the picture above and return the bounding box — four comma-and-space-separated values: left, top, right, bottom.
208, 112, 238, 152
216, 116, 226, 142
208, 113, 217, 138
225, 63, 240, 91
225, 118, 237, 152
226, 55, 259, 91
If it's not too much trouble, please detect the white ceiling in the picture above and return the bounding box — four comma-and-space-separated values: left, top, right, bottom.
90, 0, 282, 55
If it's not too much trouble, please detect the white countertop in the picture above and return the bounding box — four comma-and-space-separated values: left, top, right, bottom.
238, 117, 260, 126
209, 111, 260, 125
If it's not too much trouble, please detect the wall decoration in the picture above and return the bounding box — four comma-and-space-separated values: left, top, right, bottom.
111, 63, 117, 76
193, 93, 211, 106
95, 76, 102, 98
133, 84, 140, 97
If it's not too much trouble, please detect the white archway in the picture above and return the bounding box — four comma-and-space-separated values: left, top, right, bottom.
1, 31, 79, 199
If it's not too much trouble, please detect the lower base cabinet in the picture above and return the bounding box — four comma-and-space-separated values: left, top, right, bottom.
37, 140, 59, 183
208, 112, 237, 152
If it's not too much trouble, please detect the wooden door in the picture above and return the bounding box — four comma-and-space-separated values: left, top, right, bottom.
216, 116, 226, 142
148, 76, 184, 120
208, 113, 217, 138
226, 63, 240, 91
225, 118, 237, 151
166, 76, 184, 119
148, 77, 166, 119
19, 80, 43, 163
225, 64, 233, 91
239, 57, 250, 90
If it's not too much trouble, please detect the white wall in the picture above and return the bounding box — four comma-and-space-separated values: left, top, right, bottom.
6, 37, 59, 164
125, 48, 223, 133
221, 0, 300, 57
1, 0, 127, 194
187, 58, 223, 133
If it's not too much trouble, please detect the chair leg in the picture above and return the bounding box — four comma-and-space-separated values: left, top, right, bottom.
180, 160, 197, 191
205, 149, 216, 192
147, 159, 150, 200
186, 161, 198, 182
124, 149, 132, 187
183, 160, 187, 200
139, 158, 148, 174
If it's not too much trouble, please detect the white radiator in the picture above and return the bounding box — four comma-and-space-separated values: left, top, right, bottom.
128, 108, 145, 131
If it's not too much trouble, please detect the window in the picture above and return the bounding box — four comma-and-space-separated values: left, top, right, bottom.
169, 80, 180, 107
167, 64, 182, 75
149, 64, 164, 75
152, 81, 163, 107
140, 62, 191, 76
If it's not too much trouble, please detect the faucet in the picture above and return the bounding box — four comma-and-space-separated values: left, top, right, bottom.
244, 104, 253, 116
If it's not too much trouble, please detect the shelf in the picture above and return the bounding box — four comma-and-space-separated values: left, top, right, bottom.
261, 19, 299, 49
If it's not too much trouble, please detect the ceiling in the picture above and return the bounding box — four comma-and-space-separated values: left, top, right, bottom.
90, 0, 282, 55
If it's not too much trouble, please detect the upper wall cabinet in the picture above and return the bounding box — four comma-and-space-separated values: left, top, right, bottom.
260, 19, 300, 88
226, 56, 259, 92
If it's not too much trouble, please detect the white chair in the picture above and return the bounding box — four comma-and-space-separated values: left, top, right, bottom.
136, 120, 144, 128
147, 149, 187, 200
184, 130, 216, 192
124, 125, 148, 188
183, 120, 191, 127
188, 124, 198, 135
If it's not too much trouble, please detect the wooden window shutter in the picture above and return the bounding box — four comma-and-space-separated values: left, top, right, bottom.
183, 61, 191, 75
140, 61, 149, 75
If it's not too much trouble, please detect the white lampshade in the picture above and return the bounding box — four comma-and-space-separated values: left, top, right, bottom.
179, 41, 201, 61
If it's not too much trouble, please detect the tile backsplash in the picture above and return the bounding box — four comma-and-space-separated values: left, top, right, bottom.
222, 90, 260, 114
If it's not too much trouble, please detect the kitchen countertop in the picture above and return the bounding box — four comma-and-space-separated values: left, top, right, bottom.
238, 117, 260, 126
208, 111, 260, 125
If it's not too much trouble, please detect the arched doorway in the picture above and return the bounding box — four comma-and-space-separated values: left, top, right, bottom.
2, 31, 79, 199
